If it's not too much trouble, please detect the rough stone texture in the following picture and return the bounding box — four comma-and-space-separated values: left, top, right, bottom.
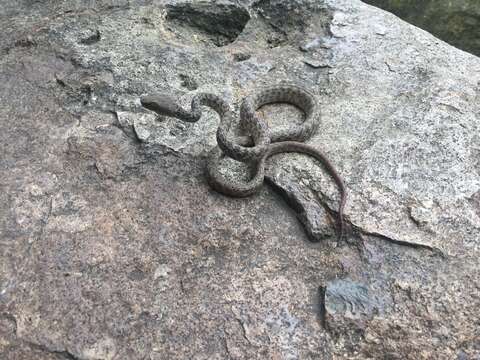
0, 0, 479, 359
363, 0, 480, 57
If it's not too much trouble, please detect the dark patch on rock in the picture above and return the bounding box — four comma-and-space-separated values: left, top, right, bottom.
128, 268, 147, 281
233, 52, 251, 62
165, 1, 250, 47
14, 35, 36, 48
78, 28, 101, 45
265, 177, 335, 241
55, 71, 93, 106
179, 73, 198, 90
253, 0, 332, 47
324, 280, 375, 315
322, 279, 382, 338
303, 58, 331, 69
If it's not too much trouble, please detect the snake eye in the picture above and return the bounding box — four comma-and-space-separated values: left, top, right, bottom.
140, 94, 179, 117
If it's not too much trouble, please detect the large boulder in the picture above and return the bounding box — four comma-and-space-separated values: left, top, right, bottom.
0, 0, 479, 358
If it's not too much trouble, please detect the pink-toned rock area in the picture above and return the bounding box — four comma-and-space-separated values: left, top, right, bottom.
1, 0, 479, 358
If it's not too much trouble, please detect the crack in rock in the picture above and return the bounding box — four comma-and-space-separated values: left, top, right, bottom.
358, 229, 445, 257
21, 340, 80, 360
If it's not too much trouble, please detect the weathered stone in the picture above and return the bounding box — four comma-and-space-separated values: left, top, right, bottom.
165, 0, 251, 47
0, 0, 479, 359
78, 28, 101, 45
321, 279, 390, 339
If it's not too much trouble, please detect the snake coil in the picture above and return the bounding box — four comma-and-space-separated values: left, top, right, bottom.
140, 85, 346, 239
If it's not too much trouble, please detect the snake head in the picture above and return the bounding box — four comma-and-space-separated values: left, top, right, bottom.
140, 94, 180, 117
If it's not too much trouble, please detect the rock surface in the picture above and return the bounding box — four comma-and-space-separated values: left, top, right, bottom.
1, 0, 479, 359
363, 0, 480, 57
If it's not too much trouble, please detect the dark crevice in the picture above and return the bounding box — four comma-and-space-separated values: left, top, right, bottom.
79, 29, 101, 45
264, 178, 306, 215
179, 73, 198, 90
266, 177, 444, 256
222, 336, 233, 360
252, 0, 333, 48
407, 211, 422, 228
35, 197, 53, 244
14, 36, 37, 48
165, 2, 251, 47
235, 318, 252, 345
314, 189, 352, 241
264, 177, 322, 242
111, 110, 141, 143
233, 52, 251, 62
0, 312, 18, 334
265, 177, 347, 242
317, 286, 328, 330
358, 229, 445, 257
21, 340, 80, 360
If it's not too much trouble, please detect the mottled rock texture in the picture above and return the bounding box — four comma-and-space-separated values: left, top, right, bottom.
363, 0, 480, 57
1, 0, 479, 359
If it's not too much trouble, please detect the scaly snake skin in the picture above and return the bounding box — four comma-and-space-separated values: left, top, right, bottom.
140, 85, 347, 239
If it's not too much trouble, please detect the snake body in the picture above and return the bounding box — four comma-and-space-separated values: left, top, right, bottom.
140, 85, 346, 239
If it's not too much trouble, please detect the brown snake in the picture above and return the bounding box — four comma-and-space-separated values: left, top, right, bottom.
140, 85, 347, 239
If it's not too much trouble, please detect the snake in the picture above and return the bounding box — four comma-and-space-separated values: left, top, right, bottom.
140, 84, 347, 239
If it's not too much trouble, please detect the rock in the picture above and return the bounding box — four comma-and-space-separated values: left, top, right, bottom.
0, 0, 479, 359
363, 0, 480, 57
321, 279, 390, 339
165, 1, 251, 47
232, 52, 251, 62
324, 280, 373, 317
78, 28, 101, 45
302, 58, 331, 68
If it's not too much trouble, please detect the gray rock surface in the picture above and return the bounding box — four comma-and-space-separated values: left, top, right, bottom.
1, 0, 479, 359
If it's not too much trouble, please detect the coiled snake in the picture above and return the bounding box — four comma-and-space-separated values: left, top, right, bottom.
140, 85, 347, 239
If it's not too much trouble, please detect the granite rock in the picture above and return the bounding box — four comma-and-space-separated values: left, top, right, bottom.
0, 0, 479, 359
